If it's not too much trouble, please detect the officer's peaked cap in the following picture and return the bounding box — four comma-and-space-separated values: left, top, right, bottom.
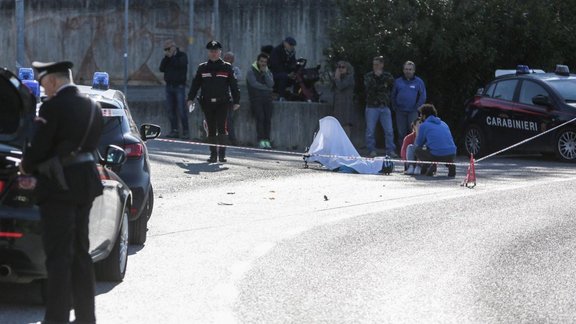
206, 40, 222, 50
32, 61, 73, 82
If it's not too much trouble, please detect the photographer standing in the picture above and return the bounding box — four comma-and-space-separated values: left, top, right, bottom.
159, 39, 189, 139
269, 36, 297, 100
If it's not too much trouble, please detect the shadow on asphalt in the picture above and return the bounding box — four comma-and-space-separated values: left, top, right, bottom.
176, 161, 229, 174
305, 154, 575, 187
128, 244, 145, 256
0, 281, 44, 305
149, 139, 575, 183
95, 281, 120, 295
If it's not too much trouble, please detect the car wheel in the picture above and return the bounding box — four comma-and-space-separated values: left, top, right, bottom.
463, 125, 487, 158
95, 207, 129, 282
129, 188, 153, 245
555, 128, 576, 162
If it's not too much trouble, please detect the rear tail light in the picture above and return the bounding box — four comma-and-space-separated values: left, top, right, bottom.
0, 232, 23, 239
124, 143, 143, 158
0, 180, 5, 193
130, 207, 138, 216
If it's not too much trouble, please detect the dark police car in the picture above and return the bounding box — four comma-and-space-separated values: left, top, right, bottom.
0, 67, 131, 287
77, 72, 160, 245
461, 65, 576, 161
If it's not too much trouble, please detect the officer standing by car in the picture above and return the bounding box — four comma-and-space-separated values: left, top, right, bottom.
187, 40, 240, 163
20, 61, 104, 324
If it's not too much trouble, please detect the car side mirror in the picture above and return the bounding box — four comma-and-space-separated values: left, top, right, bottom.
532, 95, 550, 107
476, 88, 484, 96
104, 144, 126, 166
140, 124, 161, 141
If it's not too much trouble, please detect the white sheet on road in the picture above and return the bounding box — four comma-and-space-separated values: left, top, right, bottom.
306, 116, 383, 174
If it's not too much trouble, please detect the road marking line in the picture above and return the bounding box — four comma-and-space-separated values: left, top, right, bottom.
229, 261, 251, 281
252, 242, 276, 258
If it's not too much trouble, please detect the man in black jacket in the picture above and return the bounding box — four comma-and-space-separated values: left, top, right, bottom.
159, 39, 189, 139
269, 36, 297, 100
187, 40, 240, 163
21, 61, 104, 324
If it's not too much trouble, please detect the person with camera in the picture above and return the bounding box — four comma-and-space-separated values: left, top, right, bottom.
187, 40, 240, 163
269, 36, 297, 100
159, 39, 190, 139
20, 61, 104, 324
247, 53, 275, 149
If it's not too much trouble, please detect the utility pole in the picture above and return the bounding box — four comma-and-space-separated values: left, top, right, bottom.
124, 0, 129, 94
213, 0, 219, 40
188, 0, 195, 80
15, 0, 25, 69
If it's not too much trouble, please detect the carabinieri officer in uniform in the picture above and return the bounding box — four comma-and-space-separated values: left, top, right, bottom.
20, 61, 104, 324
187, 40, 240, 163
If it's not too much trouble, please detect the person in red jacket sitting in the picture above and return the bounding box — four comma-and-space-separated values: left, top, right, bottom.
400, 118, 421, 175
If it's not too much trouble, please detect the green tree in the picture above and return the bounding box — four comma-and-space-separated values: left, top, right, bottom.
327, 0, 576, 133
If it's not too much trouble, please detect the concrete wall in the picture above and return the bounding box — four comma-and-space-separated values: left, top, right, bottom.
126, 84, 367, 151
0, 0, 338, 87
0, 0, 369, 152
127, 84, 334, 151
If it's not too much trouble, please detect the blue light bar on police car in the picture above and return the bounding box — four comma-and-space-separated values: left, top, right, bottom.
18, 68, 34, 81
516, 65, 531, 74
23, 80, 40, 98
92, 72, 109, 90
554, 64, 570, 76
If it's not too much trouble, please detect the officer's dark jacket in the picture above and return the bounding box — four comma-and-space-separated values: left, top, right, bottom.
22, 85, 104, 203
159, 49, 188, 85
269, 43, 296, 76
187, 59, 240, 105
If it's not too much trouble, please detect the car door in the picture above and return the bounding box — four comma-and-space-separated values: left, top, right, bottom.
477, 78, 520, 150
512, 79, 555, 152
89, 166, 123, 261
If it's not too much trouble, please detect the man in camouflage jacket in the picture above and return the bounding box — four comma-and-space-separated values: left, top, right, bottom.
364, 56, 397, 157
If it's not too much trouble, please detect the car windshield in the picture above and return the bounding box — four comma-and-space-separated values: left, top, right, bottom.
548, 79, 576, 102
0, 77, 21, 135
99, 102, 125, 135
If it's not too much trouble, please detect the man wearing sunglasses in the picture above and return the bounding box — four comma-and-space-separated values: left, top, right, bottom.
159, 39, 189, 139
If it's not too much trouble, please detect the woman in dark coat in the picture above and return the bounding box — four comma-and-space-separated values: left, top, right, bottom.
331, 60, 355, 137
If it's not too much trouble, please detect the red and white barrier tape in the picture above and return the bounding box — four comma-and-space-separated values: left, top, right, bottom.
156, 138, 465, 167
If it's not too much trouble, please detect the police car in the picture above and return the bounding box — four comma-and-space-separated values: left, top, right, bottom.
1, 67, 131, 287
76, 72, 161, 244
35, 72, 161, 244
461, 65, 576, 161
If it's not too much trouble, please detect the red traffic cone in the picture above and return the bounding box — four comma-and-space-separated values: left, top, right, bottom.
461, 154, 476, 188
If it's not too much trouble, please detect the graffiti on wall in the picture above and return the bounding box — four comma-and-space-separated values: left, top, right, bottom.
24, 2, 211, 84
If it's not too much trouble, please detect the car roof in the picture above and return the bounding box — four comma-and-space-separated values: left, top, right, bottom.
76, 85, 124, 109
494, 72, 576, 82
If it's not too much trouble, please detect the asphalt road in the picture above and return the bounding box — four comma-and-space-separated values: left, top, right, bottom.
1, 139, 576, 324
